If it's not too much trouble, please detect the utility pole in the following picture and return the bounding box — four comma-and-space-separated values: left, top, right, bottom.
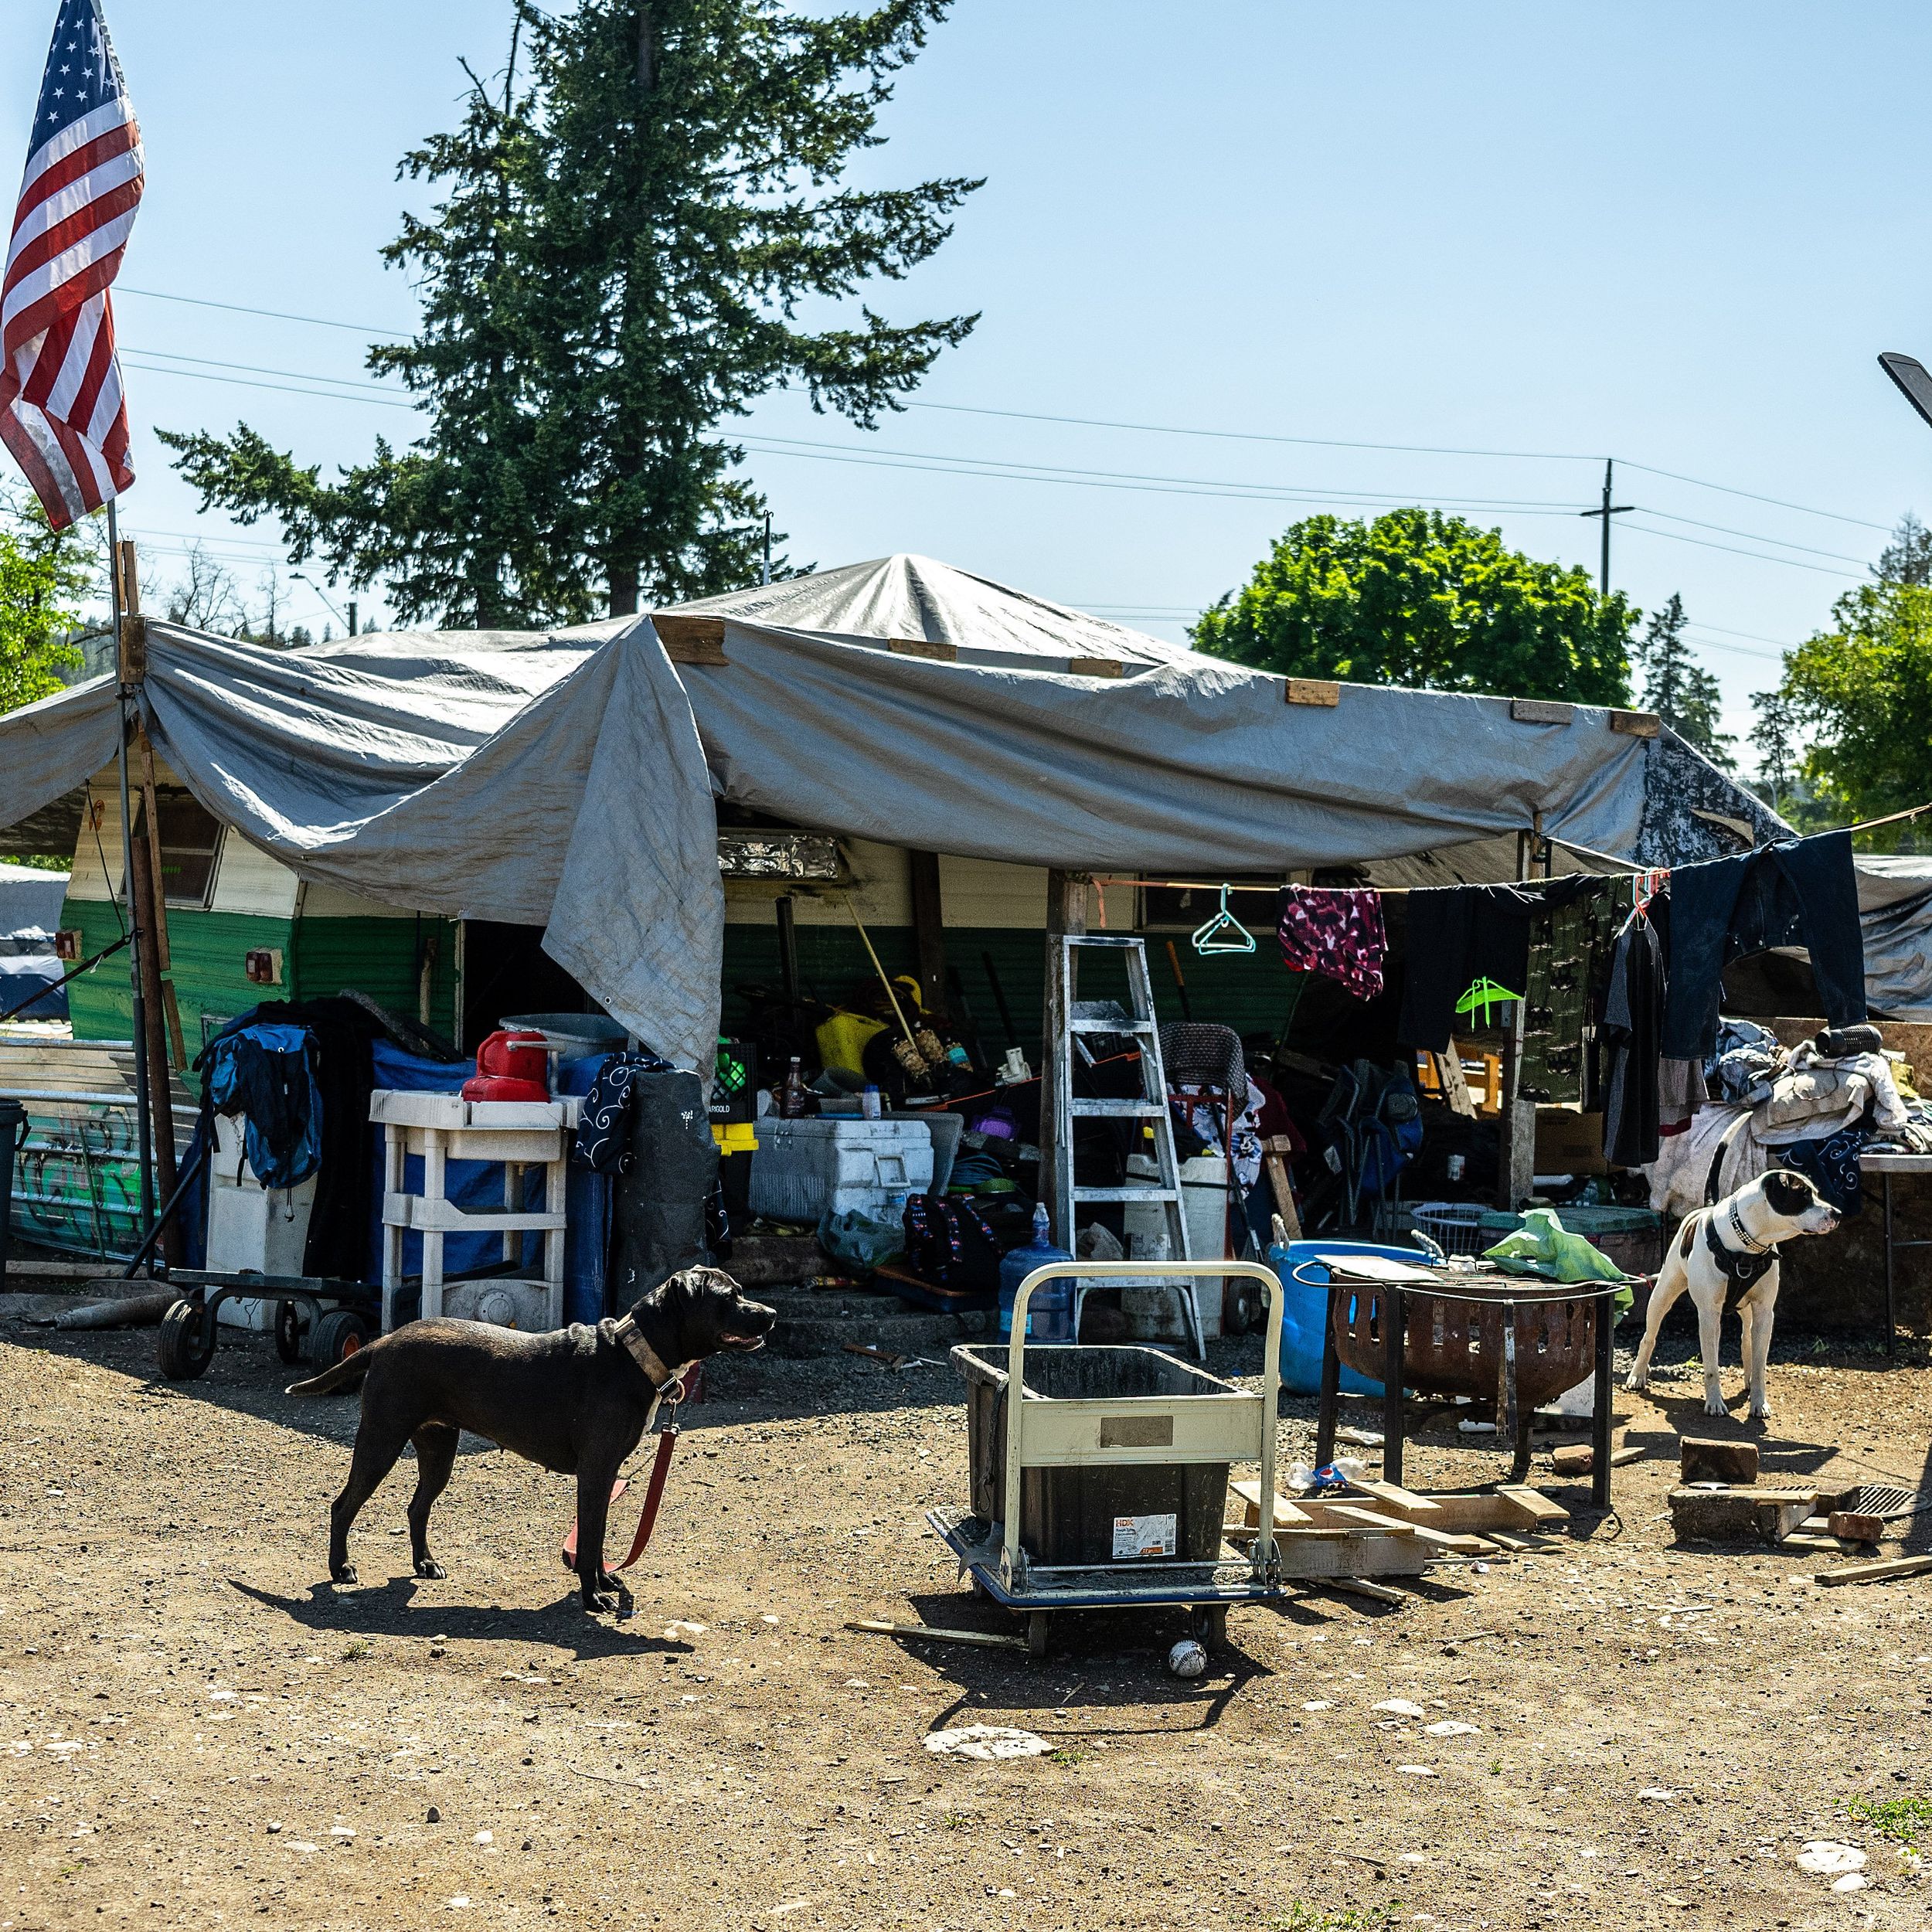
761, 511, 771, 587
1577, 458, 1634, 597
347, 599, 358, 638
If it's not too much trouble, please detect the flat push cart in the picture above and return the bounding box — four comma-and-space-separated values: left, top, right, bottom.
926, 1259, 1294, 1657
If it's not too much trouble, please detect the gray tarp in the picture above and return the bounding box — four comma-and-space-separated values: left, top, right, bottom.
1857, 855, 1932, 1020
0, 552, 1787, 1069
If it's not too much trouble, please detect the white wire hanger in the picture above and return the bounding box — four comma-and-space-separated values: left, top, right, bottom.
1191, 883, 1256, 956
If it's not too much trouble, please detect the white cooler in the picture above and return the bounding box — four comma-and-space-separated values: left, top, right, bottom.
748, 1117, 934, 1225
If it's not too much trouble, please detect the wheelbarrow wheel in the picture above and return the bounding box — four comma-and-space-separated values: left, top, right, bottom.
1189, 1604, 1230, 1648
310, 1309, 370, 1379
157, 1300, 216, 1380
1026, 1612, 1050, 1659
274, 1301, 307, 1365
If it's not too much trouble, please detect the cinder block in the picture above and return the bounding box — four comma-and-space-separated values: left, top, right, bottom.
1679, 1437, 1760, 1485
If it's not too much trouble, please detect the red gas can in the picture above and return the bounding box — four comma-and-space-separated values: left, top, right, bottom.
461, 1029, 550, 1104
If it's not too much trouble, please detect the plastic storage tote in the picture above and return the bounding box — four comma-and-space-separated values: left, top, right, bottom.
748, 1116, 934, 1225
952, 1341, 1236, 1565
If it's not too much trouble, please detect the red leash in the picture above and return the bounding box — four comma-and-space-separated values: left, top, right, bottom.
560, 1422, 681, 1574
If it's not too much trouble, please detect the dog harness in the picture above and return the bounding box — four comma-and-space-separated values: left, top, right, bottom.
1704, 1206, 1778, 1312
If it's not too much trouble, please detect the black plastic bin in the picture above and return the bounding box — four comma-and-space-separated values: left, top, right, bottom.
952, 1342, 1236, 1566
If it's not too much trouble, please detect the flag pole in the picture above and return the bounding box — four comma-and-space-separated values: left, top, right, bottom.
108, 495, 155, 1243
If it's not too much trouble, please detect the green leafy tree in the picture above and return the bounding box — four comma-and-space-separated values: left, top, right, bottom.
1781, 580, 1932, 835
1191, 508, 1635, 704
0, 493, 91, 714
162, 2, 979, 625
1631, 592, 1734, 769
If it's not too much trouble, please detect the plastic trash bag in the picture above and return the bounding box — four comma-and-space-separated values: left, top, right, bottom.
818, 1206, 905, 1272
1482, 1206, 1634, 1315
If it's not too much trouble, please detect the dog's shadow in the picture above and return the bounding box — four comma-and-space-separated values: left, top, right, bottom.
225, 1575, 685, 1658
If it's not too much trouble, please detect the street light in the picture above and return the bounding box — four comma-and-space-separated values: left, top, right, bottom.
1879, 352, 1932, 430
291, 571, 356, 637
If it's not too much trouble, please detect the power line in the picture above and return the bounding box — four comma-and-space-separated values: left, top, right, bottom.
131, 346, 399, 398
121, 355, 416, 410
1619, 519, 1860, 581
120, 285, 413, 340
114, 283, 1896, 536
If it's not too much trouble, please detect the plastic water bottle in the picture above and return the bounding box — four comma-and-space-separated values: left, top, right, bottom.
998, 1202, 1074, 1344
861, 1083, 883, 1120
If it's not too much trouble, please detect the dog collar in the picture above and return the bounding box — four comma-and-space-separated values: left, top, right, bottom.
611, 1312, 688, 1393
1728, 1200, 1776, 1254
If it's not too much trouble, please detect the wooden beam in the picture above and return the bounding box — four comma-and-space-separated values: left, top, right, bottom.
648, 612, 728, 663
907, 851, 947, 1019
1039, 870, 1087, 1249
1284, 678, 1341, 708
1437, 1044, 1477, 1118
1815, 1553, 1932, 1588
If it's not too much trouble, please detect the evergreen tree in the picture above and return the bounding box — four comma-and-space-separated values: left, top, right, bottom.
1633, 593, 1735, 769
1876, 512, 1932, 588
1748, 687, 1798, 806
161, 2, 979, 624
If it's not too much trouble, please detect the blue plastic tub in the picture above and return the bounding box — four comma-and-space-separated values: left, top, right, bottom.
1270, 1238, 1442, 1397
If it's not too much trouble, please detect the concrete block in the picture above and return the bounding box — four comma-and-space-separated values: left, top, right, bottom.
1679, 1437, 1760, 1486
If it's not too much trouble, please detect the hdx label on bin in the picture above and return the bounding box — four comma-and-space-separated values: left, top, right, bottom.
1112, 1512, 1177, 1560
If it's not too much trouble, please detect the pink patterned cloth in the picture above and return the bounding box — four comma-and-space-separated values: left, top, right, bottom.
1276, 886, 1388, 1000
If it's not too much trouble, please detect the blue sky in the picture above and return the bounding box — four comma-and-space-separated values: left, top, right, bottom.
9, 0, 1931, 772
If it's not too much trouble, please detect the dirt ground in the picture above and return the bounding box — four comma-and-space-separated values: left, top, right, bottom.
5, 1294, 1932, 1932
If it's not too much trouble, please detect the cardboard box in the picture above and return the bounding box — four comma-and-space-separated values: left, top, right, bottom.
1535, 1107, 1608, 1175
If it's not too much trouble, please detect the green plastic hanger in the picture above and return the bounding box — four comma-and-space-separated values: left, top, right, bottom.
1192, 884, 1257, 956
1454, 977, 1522, 1028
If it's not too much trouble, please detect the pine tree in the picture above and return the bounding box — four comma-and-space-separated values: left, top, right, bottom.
1876, 512, 1932, 588
1633, 593, 1736, 769
160, 2, 979, 624
1748, 688, 1798, 805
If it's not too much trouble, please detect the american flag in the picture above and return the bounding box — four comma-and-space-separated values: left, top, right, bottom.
0, 0, 141, 530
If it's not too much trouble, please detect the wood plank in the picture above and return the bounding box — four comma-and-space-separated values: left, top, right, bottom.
1495, 1485, 1567, 1526
1311, 1577, 1405, 1605
1815, 1554, 1932, 1588
1351, 1478, 1445, 1520
1067, 657, 1124, 679
1511, 698, 1574, 726
887, 636, 956, 662
1610, 708, 1662, 738
1228, 1478, 1312, 1526
1263, 1138, 1302, 1242
1436, 1045, 1477, 1118
1322, 1505, 1420, 1537
847, 1620, 1026, 1651
650, 613, 728, 664
1284, 678, 1341, 708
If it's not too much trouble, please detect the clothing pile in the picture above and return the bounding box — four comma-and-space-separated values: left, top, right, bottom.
1643, 1018, 1924, 1219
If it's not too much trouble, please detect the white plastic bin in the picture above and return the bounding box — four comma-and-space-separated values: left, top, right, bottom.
748, 1117, 934, 1225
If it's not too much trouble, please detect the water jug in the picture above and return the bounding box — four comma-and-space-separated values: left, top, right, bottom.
998, 1202, 1074, 1344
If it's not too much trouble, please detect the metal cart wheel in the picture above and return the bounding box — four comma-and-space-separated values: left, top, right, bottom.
310, 1309, 370, 1379
1189, 1604, 1230, 1648
274, 1301, 308, 1365
156, 1300, 216, 1381
1026, 1612, 1051, 1659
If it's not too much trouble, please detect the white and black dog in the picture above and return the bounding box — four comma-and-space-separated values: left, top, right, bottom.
1624, 1168, 1841, 1421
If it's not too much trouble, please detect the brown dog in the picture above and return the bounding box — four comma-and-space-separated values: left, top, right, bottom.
287, 1267, 775, 1611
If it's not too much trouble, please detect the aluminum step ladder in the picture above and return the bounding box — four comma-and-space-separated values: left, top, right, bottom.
1046, 933, 1206, 1358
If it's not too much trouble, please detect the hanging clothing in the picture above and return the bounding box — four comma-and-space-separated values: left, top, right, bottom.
1658, 830, 1866, 1062
575, 1049, 676, 1174
206, 1022, 323, 1190
1395, 883, 1543, 1053
1601, 914, 1664, 1167
1778, 1125, 1870, 1217
1657, 1058, 1708, 1135
1276, 886, 1387, 1000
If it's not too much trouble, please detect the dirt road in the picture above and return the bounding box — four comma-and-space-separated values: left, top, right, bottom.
4, 1304, 1931, 1930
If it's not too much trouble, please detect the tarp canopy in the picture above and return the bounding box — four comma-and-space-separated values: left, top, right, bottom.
0, 552, 1788, 1068
1855, 855, 1932, 1020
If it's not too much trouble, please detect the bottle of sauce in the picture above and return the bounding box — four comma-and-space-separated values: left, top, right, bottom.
777, 1056, 811, 1120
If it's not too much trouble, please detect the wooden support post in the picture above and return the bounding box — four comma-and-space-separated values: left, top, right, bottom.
1437, 1043, 1476, 1118
134, 726, 186, 1074
1495, 826, 1536, 1210
1264, 1134, 1301, 1241
1039, 869, 1087, 1247
907, 851, 947, 1020
127, 815, 181, 1266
